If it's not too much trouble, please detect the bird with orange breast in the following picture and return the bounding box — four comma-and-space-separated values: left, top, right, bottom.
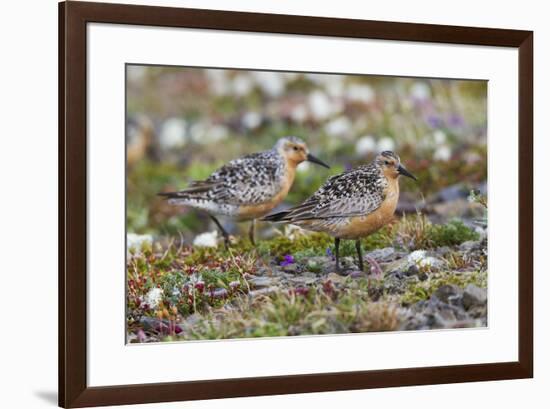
159, 136, 330, 248
263, 151, 417, 273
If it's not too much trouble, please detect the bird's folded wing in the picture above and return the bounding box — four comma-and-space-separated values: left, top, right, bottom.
200, 153, 281, 205
283, 170, 385, 220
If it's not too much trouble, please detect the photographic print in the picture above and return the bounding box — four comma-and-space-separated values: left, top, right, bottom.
126, 65, 488, 343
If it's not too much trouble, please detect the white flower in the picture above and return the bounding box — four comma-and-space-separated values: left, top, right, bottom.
433, 130, 447, 145
253, 72, 285, 97
308, 91, 334, 121
127, 66, 146, 83
324, 75, 345, 98
347, 84, 375, 104
324, 117, 352, 137
305, 73, 325, 84
290, 104, 308, 123
355, 135, 377, 155
193, 231, 219, 248
408, 250, 439, 268
144, 287, 163, 309
159, 117, 187, 149
127, 233, 153, 252
283, 225, 308, 240
242, 111, 262, 130
410, 82, 431, 100
433, 145, 452, 161
377, 137, 395, 152
190, 123, 228, 144
206, 70, 230, 95
232, 74, 254, 96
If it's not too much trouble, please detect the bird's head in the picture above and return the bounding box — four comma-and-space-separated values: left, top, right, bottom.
275, 136, 330, 169
375, 151, 417, 181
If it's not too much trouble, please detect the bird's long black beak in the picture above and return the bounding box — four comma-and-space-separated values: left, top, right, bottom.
306, 153, 330, 169
398, 164, 417, 181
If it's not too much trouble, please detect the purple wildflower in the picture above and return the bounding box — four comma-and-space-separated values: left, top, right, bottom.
326, 247, 333, 258
210, 288, 228, 299
426, 114, 443, 128
448, 113, 465, 128
280, 254, 295, 266
137, 329, 146, 343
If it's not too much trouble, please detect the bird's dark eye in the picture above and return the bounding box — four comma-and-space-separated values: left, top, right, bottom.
384, 160, 390, 165
293, 146, 299, 151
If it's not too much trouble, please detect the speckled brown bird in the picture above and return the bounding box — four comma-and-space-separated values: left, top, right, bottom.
263, 151, 417, 272
159, 136, 330, 247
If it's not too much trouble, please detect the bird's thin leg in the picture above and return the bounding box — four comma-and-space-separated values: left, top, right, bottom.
248, 219, 256, 246
355, 239, 364, 272
334, 238, 341, 273
209, 215, 230, 249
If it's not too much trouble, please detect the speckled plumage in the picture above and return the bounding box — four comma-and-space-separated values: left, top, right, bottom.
264, 151, 410, 236
263, 150, 416, 272
164, 150, 287, 219
159, 136, 327, 223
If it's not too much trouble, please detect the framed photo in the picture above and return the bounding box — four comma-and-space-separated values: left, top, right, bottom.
59, 1, 533, 407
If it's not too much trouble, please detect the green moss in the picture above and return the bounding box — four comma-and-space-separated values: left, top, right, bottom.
400, 269, 487, 305
426, 220, 479, 247
257, 233, 333, 260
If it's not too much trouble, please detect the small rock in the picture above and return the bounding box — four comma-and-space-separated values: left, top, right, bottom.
405, 264, 420, 277
459, 240, 478, 251
249, 276, 276, 289
281, 263, 299, 273
325, 273, 347, 285
462, 284, 487, 309
289, 272, 318, 285
433, 284, 461, 304
435, 246, 452, 256
366, 247, 395, 262
248, 286, 279, 298
349, 270, 366, 279
436, 184, 469, 202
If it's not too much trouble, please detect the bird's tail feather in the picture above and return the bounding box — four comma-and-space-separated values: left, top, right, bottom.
261, 211, 291, 222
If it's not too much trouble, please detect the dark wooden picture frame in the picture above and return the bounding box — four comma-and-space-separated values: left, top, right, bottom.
59, 1, 533, 407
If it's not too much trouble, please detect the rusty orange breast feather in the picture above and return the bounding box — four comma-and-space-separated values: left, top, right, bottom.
237, 165, 296, 220
332, 179, 399, 239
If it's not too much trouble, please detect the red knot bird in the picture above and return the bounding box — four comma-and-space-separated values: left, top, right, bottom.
159, 136, 330, 248
263, 151, 416, 273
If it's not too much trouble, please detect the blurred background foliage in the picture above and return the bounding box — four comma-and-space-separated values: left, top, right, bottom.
126, 65, 487, 239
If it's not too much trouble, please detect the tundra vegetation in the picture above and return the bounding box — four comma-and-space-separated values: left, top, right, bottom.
126, 67, 488, 342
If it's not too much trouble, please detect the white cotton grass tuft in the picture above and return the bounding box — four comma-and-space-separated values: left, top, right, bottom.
408, 250, 440, 268
377, 137, 396, 152
144, 287, 163, 309
242, 111, 262, 130
324, 117, 352, 137
159, 117, 187, 149
347, 84, 375, 104
232, 74, 254, 97
290, 104, 308, 123
190, 123, 228, 144
433, 145, 452, 161
355, 135, 377, 155
193, 231, 219, 248
252, 72, 285, 98
127, 233, 153, 253
308, 91, 334, 121
433, 130, 447, 145
410, 82, 431, 101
